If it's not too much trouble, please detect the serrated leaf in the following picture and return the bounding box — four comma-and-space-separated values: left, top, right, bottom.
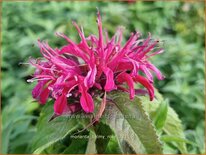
141, 91, 188, 154
163, 107, 188, 153
31, 101, 81, 154
104, 103, 145, 154
105, 91, 163, 154
154, 100, 168, 130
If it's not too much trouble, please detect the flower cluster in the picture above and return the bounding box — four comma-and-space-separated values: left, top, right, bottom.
28, 11, 164, 116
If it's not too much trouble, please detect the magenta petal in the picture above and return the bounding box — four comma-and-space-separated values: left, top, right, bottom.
32, 82, 44, 99
84, 65, 97, 88
117, 73, 135, 99
147, 49, 164, 58
39, 87, 50, 104
103, 67, 116, 92
54, 94, 67, 115
139, 41, 157, 57
57, 33, 89, 61
116, 61, 133, 71
80, 90, 94, 113
86, 35, 99, 47
133, 75, 154, 101
108, 32, 139, 69
97, 10, 104, 56
72, 21, 92, 56
146, 63, 165, 80
140, 65, 153, 82
29, 11, 164, 114
59, 45, 74, 54
120, 58, 139, 76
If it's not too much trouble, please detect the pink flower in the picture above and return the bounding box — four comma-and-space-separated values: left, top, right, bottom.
28, 10, 164, 116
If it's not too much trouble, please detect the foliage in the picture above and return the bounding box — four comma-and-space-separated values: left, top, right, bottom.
29, 91, 185, 154
1, 1, 205, 154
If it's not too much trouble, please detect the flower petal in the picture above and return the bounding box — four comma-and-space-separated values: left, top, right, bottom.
39, 87, 50, 104
108, 32, 140, 69
97, 10, 104, 57
56, 33, 89, 61
140, 65, 153, 82
117, 72, 135, 99
32, 81, 45, 99
84, 65, 97, 88
146, 63, 165, 80
103, 67, 116, 92
80, 90, 94, 113
133, 75, 154, 101
54, 93, 67, 115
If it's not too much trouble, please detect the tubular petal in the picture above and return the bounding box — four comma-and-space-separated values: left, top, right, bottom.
117, 73, 135, 99
54, 93, 68, 115
133, 75, 154, 101
84, 65, 97, 88
32, 81, 45, 99
103, 67, 116, 92
146, 63, 165, 80
29, 11, 164, 116
39, 88, 50, 104
80, 90, 94, 113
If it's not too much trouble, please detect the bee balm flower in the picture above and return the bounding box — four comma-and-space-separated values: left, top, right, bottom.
28, 10, 164, 116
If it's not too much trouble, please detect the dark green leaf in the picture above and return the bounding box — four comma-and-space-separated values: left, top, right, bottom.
94, 122, 113, 153
31, 101, 81, 154
105, 91, 163, 154
62, 134, 88, 154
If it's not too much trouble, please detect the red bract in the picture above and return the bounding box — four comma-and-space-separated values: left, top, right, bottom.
28, 11, 164, 116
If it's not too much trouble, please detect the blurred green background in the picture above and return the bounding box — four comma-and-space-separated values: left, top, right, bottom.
1, 1, 205, 154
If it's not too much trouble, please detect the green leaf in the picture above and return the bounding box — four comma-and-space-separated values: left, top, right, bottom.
62, 128, 97, 154
104, 135, 122, 154
94, 122, 113, 153
10, 129, 36, 151
153, 100, 168, 130
31, 101, 81, 154
141, 91, 188, 154
104, 103, 145, 154
1, 123, 13, 154
85, 131, 97, 154
1, 102, 36, 154
105, 91, 163, 154
62, 133, 88, 154
161, 135, 198, 146
163, 107, 188, 153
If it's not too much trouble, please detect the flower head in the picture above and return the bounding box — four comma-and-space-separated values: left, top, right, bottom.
28, 10, 164, 116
